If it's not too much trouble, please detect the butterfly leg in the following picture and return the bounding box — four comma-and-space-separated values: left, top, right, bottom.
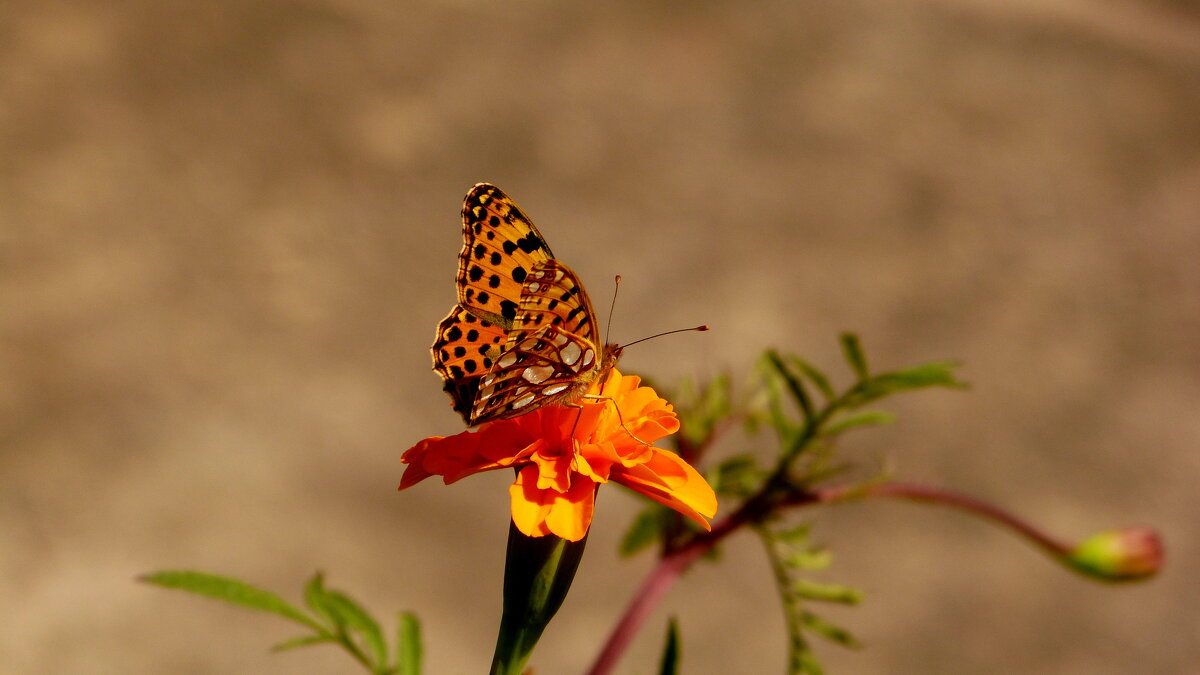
579, 394, 652, 446
566, 402, 585, 442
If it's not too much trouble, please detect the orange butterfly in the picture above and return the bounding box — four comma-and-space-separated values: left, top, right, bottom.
432, 184, 622, 425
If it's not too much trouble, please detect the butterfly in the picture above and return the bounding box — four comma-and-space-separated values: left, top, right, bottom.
432, 183, 623, 426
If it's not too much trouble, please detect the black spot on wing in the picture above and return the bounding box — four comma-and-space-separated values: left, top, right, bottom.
516, 233, 546, 253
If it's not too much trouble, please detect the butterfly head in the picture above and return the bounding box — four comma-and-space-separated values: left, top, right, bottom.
602, 343, 624, 370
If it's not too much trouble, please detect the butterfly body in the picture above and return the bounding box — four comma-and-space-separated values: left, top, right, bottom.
433, 184, 620, 426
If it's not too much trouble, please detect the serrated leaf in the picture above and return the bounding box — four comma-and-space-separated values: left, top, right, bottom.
396, 612, 422, 675
839, 333, 869, 381
272, 634, 335, 652
824, 410, 896, 436
141, 570, 322, 631
792, 579, 864, 605
657, 617, 681, 675
325, 590, 388, 667
791, 357, 835, 401
620, 507, 666, 557
784, 548, 833, 571
799, 611, 861, 648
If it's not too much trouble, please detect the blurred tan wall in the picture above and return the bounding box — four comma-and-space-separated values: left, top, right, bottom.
3, 0, 1198, 673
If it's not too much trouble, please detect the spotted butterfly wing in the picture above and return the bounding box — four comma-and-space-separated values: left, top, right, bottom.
432, 307, 509, 423
432, 184, 620, 426
471, 259, 622, 423
455, 183, 554, 328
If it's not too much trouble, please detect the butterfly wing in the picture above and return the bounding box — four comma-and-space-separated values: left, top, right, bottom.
470, 259, 607, 424
432, 306, 510, 423
457, 184, 555, 329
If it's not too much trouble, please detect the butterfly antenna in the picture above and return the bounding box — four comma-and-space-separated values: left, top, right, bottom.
620, 324, 709, 350
606, 274, 621, 342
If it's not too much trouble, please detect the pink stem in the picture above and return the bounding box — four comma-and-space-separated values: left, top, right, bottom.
813, 482, 1073, 556
587, 480, 1071, 674
583, 547, 699, 675
586, 511, 751, 675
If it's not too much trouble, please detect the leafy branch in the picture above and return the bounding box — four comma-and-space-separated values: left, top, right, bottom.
140, 571, 421, 675
596, 333, 1156, 674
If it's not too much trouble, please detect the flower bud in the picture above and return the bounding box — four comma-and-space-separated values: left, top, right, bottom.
1067, 528, 1163, 582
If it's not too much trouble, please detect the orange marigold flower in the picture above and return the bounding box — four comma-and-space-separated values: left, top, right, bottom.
400, 369, 718, 542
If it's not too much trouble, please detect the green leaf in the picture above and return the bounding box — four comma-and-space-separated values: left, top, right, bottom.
657, 617, 681, 675
697, 373, 732, 424
325, 590, 388, 667
672, 373, 734, 446
304, 573, 341, 630
757, 356, 793, 438
791, 638, 825, 675
141, 570, 322, 631
784, 548, 833, 571
791, 357, 835, 402
272, 634, 335, 652
799, 611, 861, 648
839, 333, 869, 381
852, 361, 966, 404
773, 523, 812, 545
792, 579, 864, 605
766, 350, 814, 422
396, 612, 422, 675
711, 454, 761, 497
824, 410, 896, 436
620, 507, 666, 557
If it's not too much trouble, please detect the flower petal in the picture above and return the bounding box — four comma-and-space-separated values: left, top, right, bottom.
612, 448, 718, 530
404, 367, 716, 540
510, 464, 597, 541
399, 422, 543, 489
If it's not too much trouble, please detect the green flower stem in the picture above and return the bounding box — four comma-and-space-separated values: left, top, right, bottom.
490, 520, 589, 675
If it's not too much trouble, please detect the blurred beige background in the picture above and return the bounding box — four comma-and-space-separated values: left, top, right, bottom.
3, 0, 1198, 673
